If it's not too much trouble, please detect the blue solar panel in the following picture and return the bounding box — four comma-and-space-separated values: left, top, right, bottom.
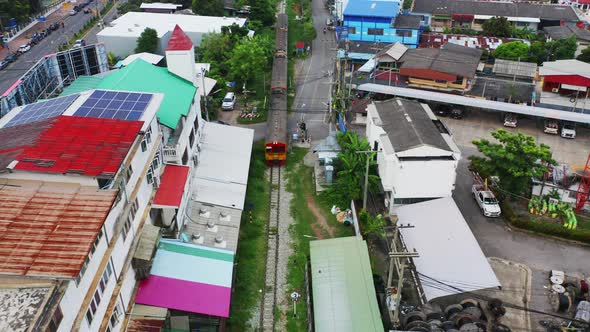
3, 94, 80, 128
73, 90, 153, 121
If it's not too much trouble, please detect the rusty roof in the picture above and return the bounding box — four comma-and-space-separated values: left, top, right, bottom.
0, 118, 56, 171
0, 180, 118, 278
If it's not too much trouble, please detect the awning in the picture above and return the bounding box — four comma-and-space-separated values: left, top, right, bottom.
197, 77, 217, 97
135, 239, 235, 317
358, 59, 377, 73
153, 164, 190, 208
561, 83, 587, 92
396, 197, 500, 301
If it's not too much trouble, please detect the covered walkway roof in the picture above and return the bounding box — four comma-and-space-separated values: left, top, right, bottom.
396, 197, 500, 301
358, 83, 590, 124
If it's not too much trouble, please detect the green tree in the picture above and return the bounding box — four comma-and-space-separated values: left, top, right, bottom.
470, 129, 556, 196
359, 211, 386, 238
192, 0, 224, 16
248, 0, 275, 26
493, 41, 529, 60
107, 52, 118, 67
482, 16, 512, 37
548, 36, 577, 61
301, 21, 316, 44
0, 0, 31, 24
135, 27, 158, 53
577, 45, 590, 63
403, 0, 412, 10
228, 35, 273, 86
528, 40, 549, 64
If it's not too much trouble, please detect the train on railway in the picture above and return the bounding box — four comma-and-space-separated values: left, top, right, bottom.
265, 13, 289, 166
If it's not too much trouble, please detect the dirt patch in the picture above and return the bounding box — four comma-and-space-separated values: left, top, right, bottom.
293, 2, 302, 16
306, 194, 336, 239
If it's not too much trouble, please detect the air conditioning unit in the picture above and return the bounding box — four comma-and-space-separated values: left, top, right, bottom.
152, 177, 160, 189
552, 88, 559, 93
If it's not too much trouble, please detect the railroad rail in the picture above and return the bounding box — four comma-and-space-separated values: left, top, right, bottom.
260, 166, 282, 330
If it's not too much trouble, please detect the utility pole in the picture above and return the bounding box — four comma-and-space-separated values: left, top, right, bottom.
387, 222, 419, 327
355, 150, 377, 210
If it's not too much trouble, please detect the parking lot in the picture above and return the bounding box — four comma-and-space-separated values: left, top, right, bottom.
439, 108, 590, 165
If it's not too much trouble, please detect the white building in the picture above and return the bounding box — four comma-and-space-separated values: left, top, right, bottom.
97, 12, 248, 57
365, 99, 461, 213
0, 87, 164, 332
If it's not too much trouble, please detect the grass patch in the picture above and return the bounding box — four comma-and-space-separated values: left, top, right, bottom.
227, 142, 270, 331
284, 148, 353, 331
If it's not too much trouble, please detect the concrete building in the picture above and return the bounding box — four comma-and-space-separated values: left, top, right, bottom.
97, 12, 248, 57
0, 88, 164, 332
399, 43, 482, 93
365, 98, 461, 212
410, 0, 579, 32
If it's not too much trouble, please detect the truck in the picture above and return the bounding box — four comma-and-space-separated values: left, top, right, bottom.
472, 185, 501, 217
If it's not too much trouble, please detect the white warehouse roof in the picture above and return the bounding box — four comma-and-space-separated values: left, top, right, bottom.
140, 2, 182, 10
98, 12, 247, 38
396, 197, 501, 301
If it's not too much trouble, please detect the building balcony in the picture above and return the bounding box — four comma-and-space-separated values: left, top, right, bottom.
163, 144, 181, 163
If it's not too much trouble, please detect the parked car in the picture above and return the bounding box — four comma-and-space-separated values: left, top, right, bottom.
221, 92, 236, 111
434, 104, 451, 117
503, 113, 517, 128
73, 39, 86, 48
69, 9, 77, 16
18, 44, 31, 53
4, 53, 17, 63
83, 8, 90, 13
450, 107, 465, 119
0, 60, 8, 70
472, 185, 501, 217
560, 122, 576, 139
544, 119, 559, 135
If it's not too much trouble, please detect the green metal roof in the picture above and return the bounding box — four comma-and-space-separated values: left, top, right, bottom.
97, 59, 196, 129
60, 76, 103, 96
310, 237, 383, 332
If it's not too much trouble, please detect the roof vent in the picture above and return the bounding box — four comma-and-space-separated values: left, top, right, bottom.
207, 221, 215, 228
214, 235, 227, 248
199, 208, 210, 217
206, 220, 218, 232
192, 232, 204, 244
128, 28, 133, 32
220, 211, 231, 221
192, 232, 201, 239
214, 235, 224, 243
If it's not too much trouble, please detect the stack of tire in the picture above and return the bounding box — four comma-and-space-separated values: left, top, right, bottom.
401, 299, 511, 332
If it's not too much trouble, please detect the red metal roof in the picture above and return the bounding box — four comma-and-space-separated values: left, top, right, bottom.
166, 25, 193, 51
0, 118, 56, 170
0, 181, 117, 278
14, 116, 142, 177
153, 164, 190, 208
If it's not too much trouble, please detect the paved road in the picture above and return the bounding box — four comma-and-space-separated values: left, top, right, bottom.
0, 0, 110, 94
453, 144, 589, 331
288, 0, 336, 141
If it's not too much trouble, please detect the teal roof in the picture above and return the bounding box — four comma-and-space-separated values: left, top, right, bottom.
60, 76, 103, 96
310, 237, 383, 332
97, 59, 196, 129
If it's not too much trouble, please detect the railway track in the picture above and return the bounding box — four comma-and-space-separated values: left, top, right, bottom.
260, 166, 281, 330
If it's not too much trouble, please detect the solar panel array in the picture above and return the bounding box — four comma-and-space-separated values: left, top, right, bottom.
4, 94, 79, 128
73, 90, 153, 121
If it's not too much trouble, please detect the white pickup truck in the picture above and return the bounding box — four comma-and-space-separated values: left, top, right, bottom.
472, 185, 501, 217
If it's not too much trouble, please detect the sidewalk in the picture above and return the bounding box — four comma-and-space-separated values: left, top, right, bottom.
0, 5, 70, 61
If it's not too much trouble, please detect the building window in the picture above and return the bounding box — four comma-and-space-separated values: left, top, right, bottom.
396, 30, 411, 37
141, 140, 147, 152
122, 215, 132, 241
182, 148, 189, 165
106, 303, 123, 332
189, 129, 195, 148
146, 166, 154, 185
76, 228, 104, 286
348, 27, 356, 34
85, 261, 113, 326
152, 151, 161, 170
368, 28, 384, 36
145, 126, 152, 144
124, 165, 133, 182
46, 306, 63, 332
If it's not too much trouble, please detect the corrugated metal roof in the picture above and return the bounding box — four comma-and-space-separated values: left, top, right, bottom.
401, 43, 482, 79
135, 239, 234, 317
60, 76, 103, 97
344, 0, 400, 18
493, 59, 537, 79
184, 201, 242, 252
14, 116, 142, 178
396, 197, 501, 300
153, 164, 190, 208
0, 118, 55, 170
97, 59, 196, 129
540, 59, 590, 79
310, 237, 383, 332
0, 180, 117, 278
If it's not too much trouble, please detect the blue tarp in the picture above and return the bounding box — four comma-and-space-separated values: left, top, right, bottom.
338, 113, 346, 133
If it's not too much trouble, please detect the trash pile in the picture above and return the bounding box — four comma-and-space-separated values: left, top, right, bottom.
545, 270, 590, 330
331, 205, 353, 226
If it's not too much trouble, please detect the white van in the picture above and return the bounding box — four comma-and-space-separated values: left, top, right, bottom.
222, 92, 236, 111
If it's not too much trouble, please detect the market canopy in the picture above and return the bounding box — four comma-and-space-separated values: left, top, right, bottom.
396, 197, 501, 301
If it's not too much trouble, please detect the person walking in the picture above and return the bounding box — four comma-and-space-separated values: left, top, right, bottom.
61, 22, 65, 29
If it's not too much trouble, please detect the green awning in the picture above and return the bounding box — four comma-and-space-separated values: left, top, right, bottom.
433, 15, 451, 19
